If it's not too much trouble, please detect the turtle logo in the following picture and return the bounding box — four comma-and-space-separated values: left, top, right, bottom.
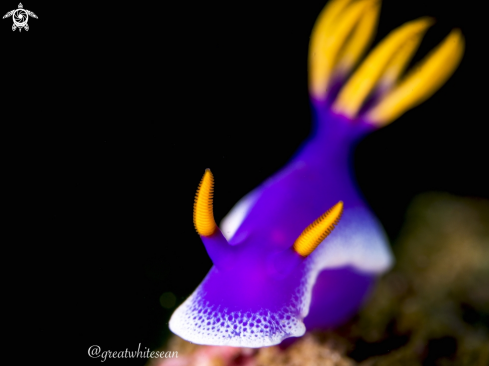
3, 3, 37, 32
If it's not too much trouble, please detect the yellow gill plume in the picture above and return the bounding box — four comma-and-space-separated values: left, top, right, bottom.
365, 28, 465, 125
193, 169, 217, 237
333, 17, 434, 118
309, 0, 377, 100
293, 201, 344, 257
336, 1, 380, 76
376, 33, 424, 92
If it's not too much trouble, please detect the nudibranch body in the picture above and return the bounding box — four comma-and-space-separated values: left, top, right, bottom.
170, 0, 464, 347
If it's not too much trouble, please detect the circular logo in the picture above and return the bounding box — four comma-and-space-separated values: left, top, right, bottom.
13, 9, 28, 27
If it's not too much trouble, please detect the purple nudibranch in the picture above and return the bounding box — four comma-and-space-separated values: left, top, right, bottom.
169, 0, 464, 347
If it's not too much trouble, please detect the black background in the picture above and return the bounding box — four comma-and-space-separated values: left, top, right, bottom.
2, 1, 486, 365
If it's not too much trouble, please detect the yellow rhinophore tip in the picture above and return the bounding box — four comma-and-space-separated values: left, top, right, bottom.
193, 169, 217, 237
293, 201, 344, 257
309, 0, 374, 99
333, 17, 434, 118
366, 28, 465, 125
